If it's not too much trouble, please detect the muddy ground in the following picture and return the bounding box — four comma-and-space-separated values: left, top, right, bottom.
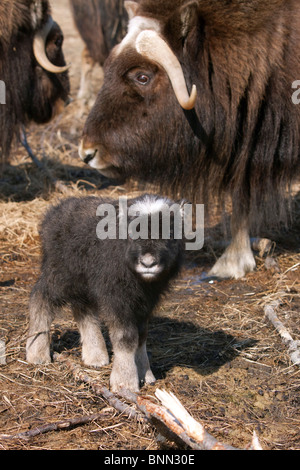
0, 0, 299, 451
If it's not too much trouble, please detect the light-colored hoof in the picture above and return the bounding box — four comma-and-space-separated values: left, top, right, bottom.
26, 349, 51, 365
209, 250, 256, 279
110, 369, 140, 394
82, 351, 110, 368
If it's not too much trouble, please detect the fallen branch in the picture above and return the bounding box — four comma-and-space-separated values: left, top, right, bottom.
0, 412, 109, 441
57, 355, 262, 450
55, 354, 140, 420
264, 297, 300, 365
155, 389, 262, 450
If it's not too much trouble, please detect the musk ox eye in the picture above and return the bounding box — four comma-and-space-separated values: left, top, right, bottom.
55, 36, 63, 48
135, 73, 150, 85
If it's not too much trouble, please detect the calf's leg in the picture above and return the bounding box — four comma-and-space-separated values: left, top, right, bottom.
135, 325, 156, 386
109, 325, 140, 393
109, 321, 156, 392
73, 308, 109, 368
26, 285, 55, 364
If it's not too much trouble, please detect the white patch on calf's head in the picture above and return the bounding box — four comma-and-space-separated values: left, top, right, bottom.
129, 195, 172, 217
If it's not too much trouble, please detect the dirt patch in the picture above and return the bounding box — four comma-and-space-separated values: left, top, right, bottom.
0, 0, 299, 450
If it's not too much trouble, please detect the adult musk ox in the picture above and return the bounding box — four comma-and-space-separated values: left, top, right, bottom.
69, 0, 127, 100
0, 0, 70, 168
79, 0, 300, 279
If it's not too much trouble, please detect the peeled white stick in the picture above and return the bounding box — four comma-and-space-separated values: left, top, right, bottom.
155, 388, 262, 450
155, 388, 205, 442
264, 300, 300, 365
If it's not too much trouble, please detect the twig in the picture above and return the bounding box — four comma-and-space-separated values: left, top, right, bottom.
20, 127, 44, 170
55, 354, 140, 420
57, 355, 262, 450
0, 412, 109, 441
264, 297, 300, 365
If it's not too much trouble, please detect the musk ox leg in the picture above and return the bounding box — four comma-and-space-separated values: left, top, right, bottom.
136, 341, 156, 386
135, 322, 155, 385
77, 46, 96, 103
209, 214, 256, 279
26, 285, 55, 364
109, 325, 141, 393
73, 309, 109, 368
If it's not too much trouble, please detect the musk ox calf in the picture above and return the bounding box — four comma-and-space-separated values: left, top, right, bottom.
26, 194, 184, 392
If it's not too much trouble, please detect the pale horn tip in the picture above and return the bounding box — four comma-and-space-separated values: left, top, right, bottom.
181, 84, 197, 110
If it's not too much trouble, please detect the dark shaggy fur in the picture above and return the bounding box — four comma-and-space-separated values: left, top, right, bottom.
81, 0, 300, 232
69, 0, 128, 66
69, 0, 127, 101
0, 0, 70, 168
26, 194, 184, 392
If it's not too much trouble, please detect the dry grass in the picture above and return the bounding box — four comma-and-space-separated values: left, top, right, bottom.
0, 0, 299, 451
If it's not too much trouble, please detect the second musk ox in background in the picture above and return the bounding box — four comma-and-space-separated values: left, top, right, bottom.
0, 0, 70, 168
79, 0, 300, 279
69, 0, 128, 101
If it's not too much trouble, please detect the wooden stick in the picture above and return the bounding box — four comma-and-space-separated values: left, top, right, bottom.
264, 298, 300, 365
155, 389, 262, 450
0, 412, 108, 441
57, 355, 262, 450
55, 355, 140, 420
20, 127, 44, 170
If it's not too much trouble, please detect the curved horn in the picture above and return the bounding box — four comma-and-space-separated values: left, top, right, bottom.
33, 17, 69, 74
135, 30, 197, 110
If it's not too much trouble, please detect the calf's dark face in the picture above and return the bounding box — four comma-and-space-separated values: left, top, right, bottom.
28, 23, 70, 123
126, 237, 182, 282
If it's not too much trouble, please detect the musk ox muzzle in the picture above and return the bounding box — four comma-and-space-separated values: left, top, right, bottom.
79, 139, 121, 179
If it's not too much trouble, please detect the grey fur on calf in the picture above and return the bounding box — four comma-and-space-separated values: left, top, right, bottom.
26, 194, 184, 392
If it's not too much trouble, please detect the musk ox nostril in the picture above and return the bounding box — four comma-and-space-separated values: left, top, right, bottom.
83, 150, 97, 164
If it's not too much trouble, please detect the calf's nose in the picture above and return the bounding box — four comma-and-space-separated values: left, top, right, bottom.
140, 254, 157, 268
